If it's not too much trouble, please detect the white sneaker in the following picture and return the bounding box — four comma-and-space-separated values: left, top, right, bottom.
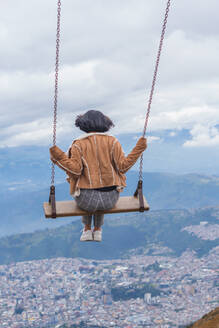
93, 230, 102, 242
80, 229, 93, 242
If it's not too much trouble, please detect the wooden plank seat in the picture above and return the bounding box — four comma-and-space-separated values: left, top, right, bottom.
44, 196, 149, 218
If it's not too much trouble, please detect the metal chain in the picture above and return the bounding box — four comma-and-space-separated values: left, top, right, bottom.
51, 0, 61, 186
139, 0, 171, 181
49, 0, 170, 185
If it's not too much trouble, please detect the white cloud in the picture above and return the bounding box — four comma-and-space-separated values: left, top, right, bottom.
0, 114, 75, 148
132, 135, 161, 143
159, 30, 219, 84
0, 119, 52, 148
150, 105, 219, 131
1, 0, 219, 147
147, 136, 161, 144
183, 124, 219, 148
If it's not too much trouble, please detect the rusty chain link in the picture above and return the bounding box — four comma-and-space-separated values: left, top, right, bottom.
139, 0, 171, 182
51, 0, 61, 186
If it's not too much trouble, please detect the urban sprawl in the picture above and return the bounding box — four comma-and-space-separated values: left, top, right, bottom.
0, 245, 219, 327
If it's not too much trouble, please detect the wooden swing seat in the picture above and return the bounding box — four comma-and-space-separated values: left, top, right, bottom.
45, 0, 171, 220
43, 195, 149, 218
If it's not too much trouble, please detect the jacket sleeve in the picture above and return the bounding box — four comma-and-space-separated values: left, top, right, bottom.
49, 144, 83, 176
112, 137, 147, 174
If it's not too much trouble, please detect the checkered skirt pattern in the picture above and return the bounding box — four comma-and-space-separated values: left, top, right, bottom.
75, 189, 119, 212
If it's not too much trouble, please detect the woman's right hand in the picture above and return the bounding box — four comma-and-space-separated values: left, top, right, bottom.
136, 137, 147, 150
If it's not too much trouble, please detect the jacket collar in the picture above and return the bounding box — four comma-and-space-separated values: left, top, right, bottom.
74, 132, 112, 140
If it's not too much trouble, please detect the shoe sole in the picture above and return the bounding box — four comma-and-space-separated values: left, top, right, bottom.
93, 233, 102, 242
80, 238, 94, 242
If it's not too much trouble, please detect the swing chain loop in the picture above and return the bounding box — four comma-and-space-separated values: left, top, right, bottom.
51, 0, 61, 186
139, 0, 171, 182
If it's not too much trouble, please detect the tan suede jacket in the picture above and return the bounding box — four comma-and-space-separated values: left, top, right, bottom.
50, 133, 147, 196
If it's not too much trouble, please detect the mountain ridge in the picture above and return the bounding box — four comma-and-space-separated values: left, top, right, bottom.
187, 307, 219, 327
1, 171, 219, 237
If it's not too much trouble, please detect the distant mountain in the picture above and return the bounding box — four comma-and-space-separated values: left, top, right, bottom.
1, 142, 219, 192
0, 146, 52, 191
0, 206, 218, 265
1, 171, 219, 237
186, 307, 219, 327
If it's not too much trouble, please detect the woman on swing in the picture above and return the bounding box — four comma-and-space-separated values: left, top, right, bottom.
50, 110, 147, 242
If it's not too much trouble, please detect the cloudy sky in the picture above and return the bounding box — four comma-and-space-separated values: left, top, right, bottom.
0, 0, 219, 173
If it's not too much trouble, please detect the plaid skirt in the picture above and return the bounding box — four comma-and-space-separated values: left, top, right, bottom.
75, 189, 119, 212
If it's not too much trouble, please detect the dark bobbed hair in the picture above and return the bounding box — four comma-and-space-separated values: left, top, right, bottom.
75, 110, 114, 133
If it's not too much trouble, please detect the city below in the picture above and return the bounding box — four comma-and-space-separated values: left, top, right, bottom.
0, 242, 219, 328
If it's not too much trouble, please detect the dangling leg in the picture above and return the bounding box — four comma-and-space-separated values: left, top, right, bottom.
82, 215, 92, 230
93, 214, 104, 242
80, 215, 93, 241
93, 214, 104, 229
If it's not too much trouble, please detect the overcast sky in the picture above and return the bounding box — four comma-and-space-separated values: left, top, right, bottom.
0, 0, 219, 151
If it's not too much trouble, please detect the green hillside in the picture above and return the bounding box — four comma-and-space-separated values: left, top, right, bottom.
0, 207, 218, 265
